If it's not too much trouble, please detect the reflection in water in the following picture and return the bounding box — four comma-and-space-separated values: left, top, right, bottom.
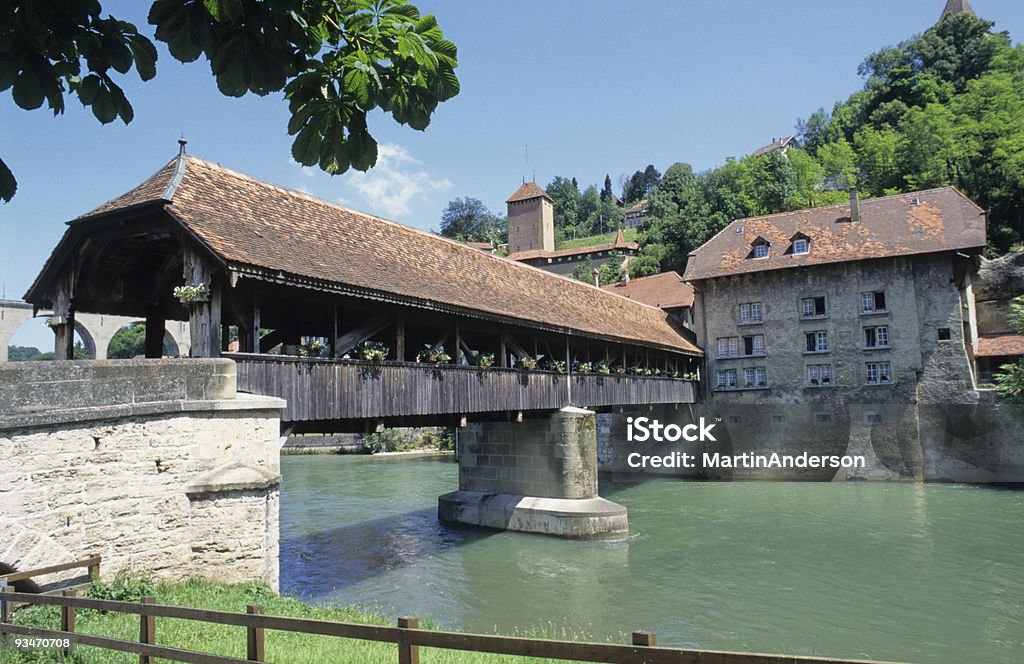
280, 455, 1024, 663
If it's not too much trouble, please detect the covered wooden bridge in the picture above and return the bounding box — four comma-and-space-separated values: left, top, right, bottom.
26, 146, 702, 431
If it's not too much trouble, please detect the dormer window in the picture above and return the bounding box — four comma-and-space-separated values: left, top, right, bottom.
793, 238, 809, 254
751, 238, 770, 259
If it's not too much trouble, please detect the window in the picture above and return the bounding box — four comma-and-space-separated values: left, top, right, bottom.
866, 362, 893, 385
861, 291, 887, 313
729, 415, 742, 424
801, 296, 827, 318
806, 364, 833, 387
938, 328, 952, 341
743, 367, 768, 388
864, 326, 890, 349
792, 238, 809, 254
753, 242, 769, 259
815, 413, 833, 424
805, 331, 829, 353
716, 369, 738, 390
717, 337, 740, 358
739, 302, 763, 324
743, 334, 765, 356
866, 413, 883, 424
772, 414, 787, 423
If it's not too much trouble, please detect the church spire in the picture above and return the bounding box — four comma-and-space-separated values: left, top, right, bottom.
940, 0, 977, 22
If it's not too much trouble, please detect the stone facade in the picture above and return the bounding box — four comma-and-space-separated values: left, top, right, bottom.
0, 359, 284, 590
694, 253, 979, 406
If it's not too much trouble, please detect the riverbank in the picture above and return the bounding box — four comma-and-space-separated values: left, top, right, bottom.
5, 578, 593, 663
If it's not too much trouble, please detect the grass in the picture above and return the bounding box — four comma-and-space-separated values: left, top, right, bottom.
2, 578, 606, 663
555, 229, 637, 251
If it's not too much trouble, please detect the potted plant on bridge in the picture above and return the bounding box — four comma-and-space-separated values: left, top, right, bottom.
173, 283, 209, 305
595, 361, 612, 376
417, 347, 451, 366
517, 356, 538, 371
543, 359, 567, 374
573, 361, 593, 374
359, 341, 389, 363
477, 353, 495, 368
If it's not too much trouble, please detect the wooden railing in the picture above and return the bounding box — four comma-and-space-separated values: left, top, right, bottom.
0, 589, 901, 664
0, 556, 100, 588
226, 353, 696, 422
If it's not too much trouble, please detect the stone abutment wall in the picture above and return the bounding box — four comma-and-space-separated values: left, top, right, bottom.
0, 359, 285, 590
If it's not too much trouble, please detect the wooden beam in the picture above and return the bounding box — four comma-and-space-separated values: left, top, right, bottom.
396, 315, 405, 361
183, 245, 221, 358
52, 262, 76, 360
252, 295, 261, 355
335, 313, 390, 357
499, 332, 507, 368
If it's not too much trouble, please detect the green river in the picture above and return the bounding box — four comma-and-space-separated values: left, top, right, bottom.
279, 454, 1024, 663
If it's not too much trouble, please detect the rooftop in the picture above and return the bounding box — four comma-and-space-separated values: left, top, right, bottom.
601, 271, 694, 309
976, 334, 1024, 358
941, 0, 976, 20
683, 187, 987, 282
509, 229, 640, 261
36, 154, 699, 356
751, 135, 798, 158
506, 181, 553, 204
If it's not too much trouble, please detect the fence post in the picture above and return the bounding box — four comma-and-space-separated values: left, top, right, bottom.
632, 630, 657, 647
397, 616, 420, 664
139, 596, 156, 664
246, 604, 265, 662
87, 557, 101, 582
60, 590, 75, 656
0, 584, 9, 624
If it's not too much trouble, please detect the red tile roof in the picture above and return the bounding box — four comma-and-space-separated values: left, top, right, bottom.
506, 182, 553, 203
61, 155, 699, 356
601, 271, 694, 309
509, 230, 639, 261
976, 334, 1024, 357
683, 187, 986, 282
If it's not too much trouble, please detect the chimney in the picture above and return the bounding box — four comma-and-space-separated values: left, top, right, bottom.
849, 187, 860, 222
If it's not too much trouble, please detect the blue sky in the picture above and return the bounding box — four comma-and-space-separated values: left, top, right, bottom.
3, 0, 1023, 348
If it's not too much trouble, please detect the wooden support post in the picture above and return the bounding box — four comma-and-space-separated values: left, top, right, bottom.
632, 631, 656, 647
183, 246, 221, 358
87, 558, 100, 582
60, 590, 75, 656
499, 333, 507, 368
396, 316, 406, 362
221, 324, 230, 352
144, 310, 165, 358
252, 295, 262, 355
52, 261, 77, 360
139, 596, 156, 664
246, 604, 265, 662
397, 616, 420, 664
454, 321, 463, 365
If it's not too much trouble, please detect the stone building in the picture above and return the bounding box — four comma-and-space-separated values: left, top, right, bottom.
624, 199, 648, 230
601, 271, 695, 330
683, 187, 988, 406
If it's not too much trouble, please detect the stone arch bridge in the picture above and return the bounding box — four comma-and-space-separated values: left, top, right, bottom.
0, 299, 190, 362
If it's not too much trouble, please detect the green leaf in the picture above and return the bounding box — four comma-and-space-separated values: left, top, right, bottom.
107, 81, 134, 123
203, 0, 243, 22
291, 124, 322, 167
0, 157, 17, 204
349, 130, 378, 171
384, 4, 420, 20
77, 75, 101, 105
342, 68, 370, 107
12, 72, 45, 110
91, 87, 117, 124
127, 35, 158, 81
212, 34, 250, 96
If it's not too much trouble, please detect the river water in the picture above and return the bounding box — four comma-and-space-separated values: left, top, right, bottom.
279, 454, 1024, 663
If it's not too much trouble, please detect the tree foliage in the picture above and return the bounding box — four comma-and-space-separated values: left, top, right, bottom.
995, 296, 1024, 401
439, 197, 505, 243
6, 345, 42, 361
107, 322, 147, 359
0, 0, 459, 202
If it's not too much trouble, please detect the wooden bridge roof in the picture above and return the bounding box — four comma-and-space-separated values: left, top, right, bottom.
32, 154, 700, 356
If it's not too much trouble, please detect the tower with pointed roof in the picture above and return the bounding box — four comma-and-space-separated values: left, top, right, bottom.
506, 182, 555, 255
940, 0, 977, 21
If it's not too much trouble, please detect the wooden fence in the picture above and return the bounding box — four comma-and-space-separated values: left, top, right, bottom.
227, 353, 696, 423
0, 589, 903, 664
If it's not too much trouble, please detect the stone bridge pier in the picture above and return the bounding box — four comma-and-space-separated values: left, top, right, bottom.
438, 407, 628, 537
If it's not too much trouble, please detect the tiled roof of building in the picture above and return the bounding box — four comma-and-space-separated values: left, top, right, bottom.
72, 155, 699, 355
506, 181, 553, 203
508, 230, 640, 261
975, 334, 1024, 358
683, 187, 986, 282
601, 271, 694, 309
751, 135, 798, 158
626, 199, 649, 214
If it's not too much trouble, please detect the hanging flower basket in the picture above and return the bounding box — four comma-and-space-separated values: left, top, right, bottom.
173, 284, 210, 304
518, 357, 538, 371
359, 341, 390, 363
416, 349, 451, 366
477, 353, 495, 368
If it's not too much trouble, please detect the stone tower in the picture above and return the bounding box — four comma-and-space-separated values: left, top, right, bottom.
940, 0, 976, 21
506, 182, 555, 255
